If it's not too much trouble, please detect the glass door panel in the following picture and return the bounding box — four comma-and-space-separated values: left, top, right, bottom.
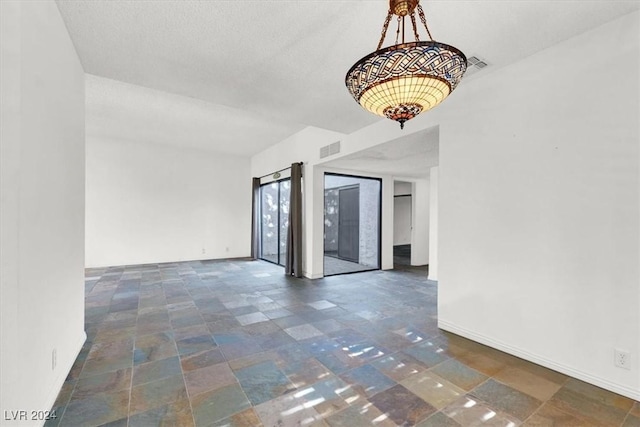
260, 182, 279, 264
279, 180, 291, 267
259, 179, 290, 266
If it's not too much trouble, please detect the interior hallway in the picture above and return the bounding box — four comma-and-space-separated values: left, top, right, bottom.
47, 260, 639, 426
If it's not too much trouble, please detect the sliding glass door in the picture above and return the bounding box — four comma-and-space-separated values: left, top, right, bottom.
259, 179, 290, 266
324, 173, 381, 276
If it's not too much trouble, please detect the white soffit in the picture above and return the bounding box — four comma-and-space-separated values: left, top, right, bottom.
86, 74, 304, 156
322, 127, 439, 179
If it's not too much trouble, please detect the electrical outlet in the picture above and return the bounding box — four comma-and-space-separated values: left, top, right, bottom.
201, 248, 206, 254
614, 348, 630, 370
52, 348, 57, 370
225, 247, 229, 252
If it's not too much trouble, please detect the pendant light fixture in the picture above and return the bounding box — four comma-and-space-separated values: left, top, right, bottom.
345, 0, 467, 129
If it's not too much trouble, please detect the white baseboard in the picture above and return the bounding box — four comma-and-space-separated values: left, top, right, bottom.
41, 331, 87, 425
438, 320, 640, 401
304, 271, 324, 279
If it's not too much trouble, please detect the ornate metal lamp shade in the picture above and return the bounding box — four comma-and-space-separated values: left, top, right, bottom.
346, 0, 467, 129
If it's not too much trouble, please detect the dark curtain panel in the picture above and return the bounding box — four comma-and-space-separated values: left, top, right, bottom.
251, 177, 261, 260
285, 163, 303, 277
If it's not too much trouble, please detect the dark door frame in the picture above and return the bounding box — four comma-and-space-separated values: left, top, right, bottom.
323, 172, 382, 276
259, 177, 291, 267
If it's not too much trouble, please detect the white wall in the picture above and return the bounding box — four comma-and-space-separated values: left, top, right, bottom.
437, 12, 639, 399
394, 181, 412, 196
393, 196, 412, 245
394, 181, 412, 246
411, 179, 430, 266
250, 126, 346, 179
381, 175, 395, 270
428, 167, 439, 280
86, 137, 251, 267
1, 1, 86, 424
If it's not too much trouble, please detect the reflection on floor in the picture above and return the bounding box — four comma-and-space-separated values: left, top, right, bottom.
323, 255, 376, 276
48, 260, 639, 426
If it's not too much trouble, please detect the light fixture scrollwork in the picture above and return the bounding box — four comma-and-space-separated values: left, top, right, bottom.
345, 0, 467, 129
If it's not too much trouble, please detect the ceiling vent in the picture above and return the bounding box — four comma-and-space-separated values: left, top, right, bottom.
465, 55, 489, 77
320, 141, 341, 159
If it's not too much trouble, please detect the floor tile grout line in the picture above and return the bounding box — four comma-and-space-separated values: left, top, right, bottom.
518, 403, 542, 426
52, 369, 79, 426
177, 355, 197, 427
170, 281, 198, 427
125, 290, 139, 426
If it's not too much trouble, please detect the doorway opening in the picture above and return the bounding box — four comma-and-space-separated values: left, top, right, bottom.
259, 179, 290, 266
324, 173, 381, 276
393, 180, 412, 267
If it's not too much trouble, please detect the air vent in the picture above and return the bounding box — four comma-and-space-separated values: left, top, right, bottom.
465, 55, 490, 77
320, 141, 341, 159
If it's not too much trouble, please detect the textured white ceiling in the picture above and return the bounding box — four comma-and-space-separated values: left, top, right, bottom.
57, 0, 640, 155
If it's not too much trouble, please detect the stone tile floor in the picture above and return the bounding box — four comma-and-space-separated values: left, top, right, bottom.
47, 259, 639, 426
